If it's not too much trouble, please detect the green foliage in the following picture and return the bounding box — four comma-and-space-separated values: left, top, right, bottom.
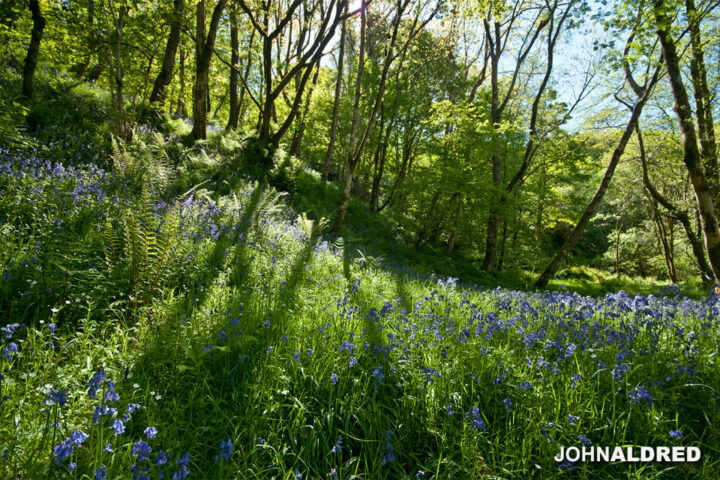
24, 75, 113, 164
549, 265, 704, 298
268, 148, 305, 194
103, 188, 182, 316
295, 212, 328, 239
0, 97, 29, 149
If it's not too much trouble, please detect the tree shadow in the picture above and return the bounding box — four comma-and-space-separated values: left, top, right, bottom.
392, 271, 413, 315
123, 208, 323, 476
168, 183, 267, 320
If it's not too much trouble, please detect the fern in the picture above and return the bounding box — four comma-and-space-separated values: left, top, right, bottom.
111, 134, 175, 192
233, 182, 286, 234
296, 212, 328, 238
102, 187, 182, 317
102, 216, 123, 271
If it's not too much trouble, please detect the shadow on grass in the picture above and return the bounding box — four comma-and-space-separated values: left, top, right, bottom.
125, 204, 330, 477
392, 271, 413, 315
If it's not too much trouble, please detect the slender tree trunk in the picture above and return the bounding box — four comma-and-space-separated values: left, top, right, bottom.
75, 0, 94, 79
680, 215, 712, 281
234, 31, 254, 127
369, 103, 387, 211
684, 0, 718, 196
497, 220, 508, 271
415, 190, 442, 249
334, 0, 436, 230
192, 0, 227, 140
149, 0, 184, 106
370, 77, 401, 212
333, 0, 366, 233
289, 66, 320, 158
652, 203, 677, 282
212, 87, 227, 117
113, 9, 127, 138
378, 130, 416, 212
104, 0, 128, 138
654, 0, 720, 282
258, 30, 274, 142
668, 218, 677, 280
615, 223, 621, 276
206, 81, 211, 113
83, 7, 104, 89
192, 0, 207, 138
481, 35, 502, 273
176, 45, 187, 116
22, 0, 46, 100
480, 5, 555, 273
226, 11, 240, 131
666, 216, 677, 281
534, 196, 545, 273
323, 16, 346, 182
446, 194, 463, 254
482, 175, 503, 271
140, 42, 160, 103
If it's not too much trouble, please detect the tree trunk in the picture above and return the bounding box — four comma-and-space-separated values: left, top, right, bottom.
114, 7, 127, 137
415, 190, 443, 249
652, 204, 677, 282
140, 41, 160, 103
22, 0, 46, 100
446, 194, 463, 254
75, 0, 94, 79
323, 15, 346, 182
149, 0, 184, 106
289, 66, 320, 158
258, 30, 274, 143
176, 45, 187, 116
191, 0, 207, 139
378, 129, 416, 213
480, 5, 554, 273
369, 103, 387, 211
684, 0, 718, 196
654, 0, 720, 282
334, 0, 437, 230
370, 75, 401, 212
497, 219, 508, 271
104, 0, 128, 138
534, 189, 545, 272
333, 0, 366, 233
667, 216, 677, 282
192, 0, 227, 140
226, 11, 240, 131
480, 34, 502, 273
615, 223, 621, 276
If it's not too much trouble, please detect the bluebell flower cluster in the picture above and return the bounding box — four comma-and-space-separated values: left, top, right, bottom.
331, 435, 342, 454
465, 406, 486, 431
52, 430, 89, 466
381, 431, 396, 465
132, 441, 153, 462
629, 385, 653, 407
215, 438, 233, 463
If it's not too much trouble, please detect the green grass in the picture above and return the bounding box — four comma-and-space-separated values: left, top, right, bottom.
547, 266, 706, 299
